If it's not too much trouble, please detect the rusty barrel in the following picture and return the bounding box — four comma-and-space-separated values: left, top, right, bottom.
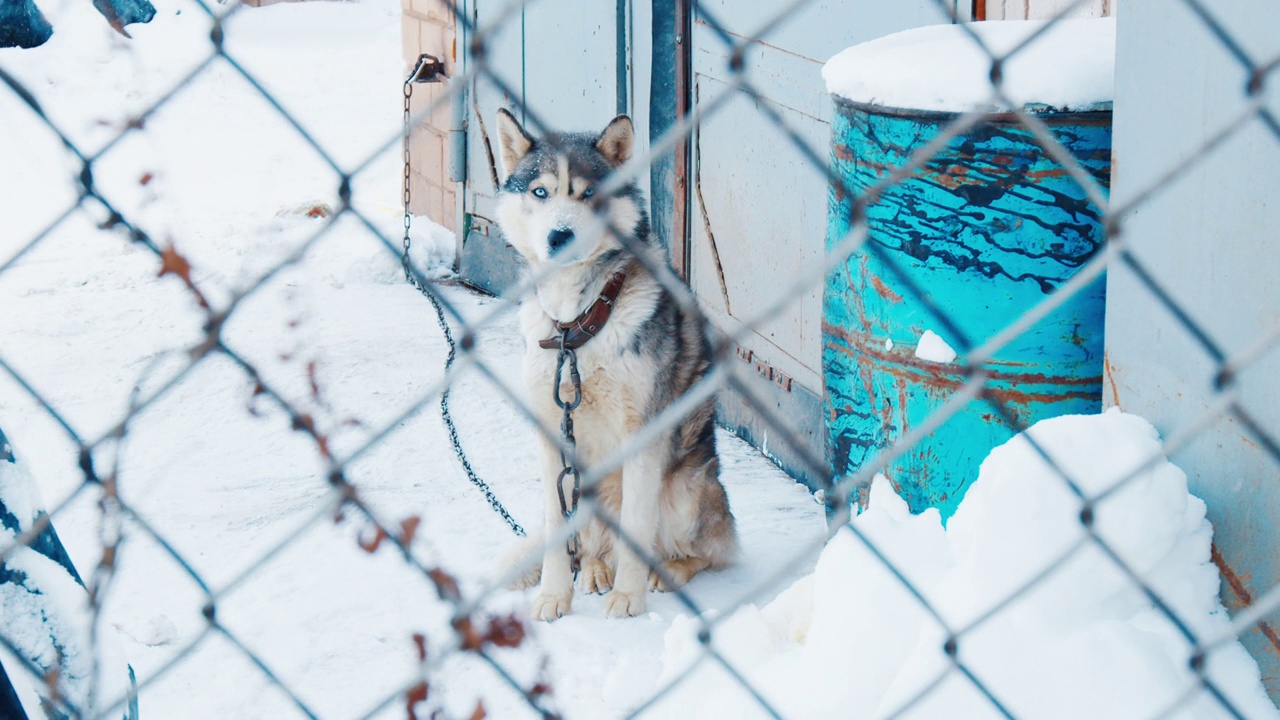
823, 98, 1111, 519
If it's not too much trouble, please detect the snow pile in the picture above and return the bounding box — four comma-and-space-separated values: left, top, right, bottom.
914, 329, 957, 363
0, 453, 134, 716
649, 410, 1279, 719
823, 19, 1116, 113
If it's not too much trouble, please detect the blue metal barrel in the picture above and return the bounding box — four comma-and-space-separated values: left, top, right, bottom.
824, 98, 1111, 519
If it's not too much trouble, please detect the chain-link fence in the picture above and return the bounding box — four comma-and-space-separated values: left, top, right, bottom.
2, 0, 1280, 717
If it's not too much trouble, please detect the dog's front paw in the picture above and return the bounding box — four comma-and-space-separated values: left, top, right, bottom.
602, 589, 646, 618
648, 568, 672, 592
531, 592, 573, 622
578, 558, 614, 594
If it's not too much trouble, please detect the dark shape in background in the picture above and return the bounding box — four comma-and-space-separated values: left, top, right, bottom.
0, 0, 155, 48
0, 0, 53, 48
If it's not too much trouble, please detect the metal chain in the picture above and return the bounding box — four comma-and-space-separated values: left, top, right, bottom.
402, 66, 526, 537
552, 332, 583, 576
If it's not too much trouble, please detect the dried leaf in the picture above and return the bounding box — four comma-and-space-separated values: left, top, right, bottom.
451, 612, 527, 652
139, 172, 153, 186
400, 516, 421, 546
358, 526, 387, 554
157, 244, 193, 283
412, 633, 428, 663
247, 383, 267, 417
156, 244, 210, 310
530, 658, 554, 699
405, 680, 428, 720
483, 614, 525, 649
453, 616, 482, 651
428, 568, 461, 602
306, 360, 322, 402
468, 701, 486, 720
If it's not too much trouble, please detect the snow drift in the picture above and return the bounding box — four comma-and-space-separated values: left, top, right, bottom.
649, 410, 1278, 719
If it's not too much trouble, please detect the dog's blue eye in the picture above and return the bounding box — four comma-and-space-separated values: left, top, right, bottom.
532, 187, 548, 199
582, 187, 595, 199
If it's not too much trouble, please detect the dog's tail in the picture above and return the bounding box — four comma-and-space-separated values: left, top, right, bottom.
492, 531, 544, 590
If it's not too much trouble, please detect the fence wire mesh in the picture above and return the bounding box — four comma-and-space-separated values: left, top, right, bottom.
1, 0, 1279, 717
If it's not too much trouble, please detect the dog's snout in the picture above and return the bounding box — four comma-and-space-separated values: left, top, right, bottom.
548, 228, 574, 253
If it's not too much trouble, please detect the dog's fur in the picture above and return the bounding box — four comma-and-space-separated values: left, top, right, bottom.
493, 109, 738, 620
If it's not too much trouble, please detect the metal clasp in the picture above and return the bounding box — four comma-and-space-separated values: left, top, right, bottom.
409, 54, 447, 84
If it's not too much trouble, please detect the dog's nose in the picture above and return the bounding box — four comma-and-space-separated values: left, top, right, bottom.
548, 228, 575, 253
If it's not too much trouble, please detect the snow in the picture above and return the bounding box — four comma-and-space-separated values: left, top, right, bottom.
650, 410, 1279, 719
1, 448, 135, 716
0, 445, 41, 533
0, 1, 823, 717
823, 19, 1116, 113
915, 329, 958, 363
0, 543, 134, 714
3, 3, 1275, 719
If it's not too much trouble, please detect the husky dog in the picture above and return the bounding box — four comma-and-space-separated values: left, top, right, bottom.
494, 109, 738, 620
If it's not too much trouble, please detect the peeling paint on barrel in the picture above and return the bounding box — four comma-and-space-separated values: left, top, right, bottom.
824, 98, 1110, 519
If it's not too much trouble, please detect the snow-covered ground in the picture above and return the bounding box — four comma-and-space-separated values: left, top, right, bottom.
1, 1, 824, 717
4, 2, 1279, 719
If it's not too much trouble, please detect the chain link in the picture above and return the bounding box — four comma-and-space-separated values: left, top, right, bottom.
402, 68, 526, 538
5, 2, 1280, 717
552, 333, 583, 576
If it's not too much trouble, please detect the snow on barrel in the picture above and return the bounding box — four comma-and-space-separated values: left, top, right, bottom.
821, 19, 1115, 518
822, 18, 1116, 113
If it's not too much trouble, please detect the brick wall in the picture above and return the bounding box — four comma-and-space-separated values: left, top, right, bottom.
980, 0, 1115, 18
402, 0, 458, 232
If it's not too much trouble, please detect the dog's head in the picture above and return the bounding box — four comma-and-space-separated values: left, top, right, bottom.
494, 110, 644, 267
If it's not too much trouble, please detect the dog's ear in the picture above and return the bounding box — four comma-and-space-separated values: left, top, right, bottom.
596, 115, 633, 167
496, 108, 534, 181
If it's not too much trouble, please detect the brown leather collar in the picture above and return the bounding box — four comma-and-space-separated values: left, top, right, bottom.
538, 270, 627, 350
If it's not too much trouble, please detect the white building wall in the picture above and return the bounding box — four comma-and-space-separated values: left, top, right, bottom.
1106, 0, 1280, 701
